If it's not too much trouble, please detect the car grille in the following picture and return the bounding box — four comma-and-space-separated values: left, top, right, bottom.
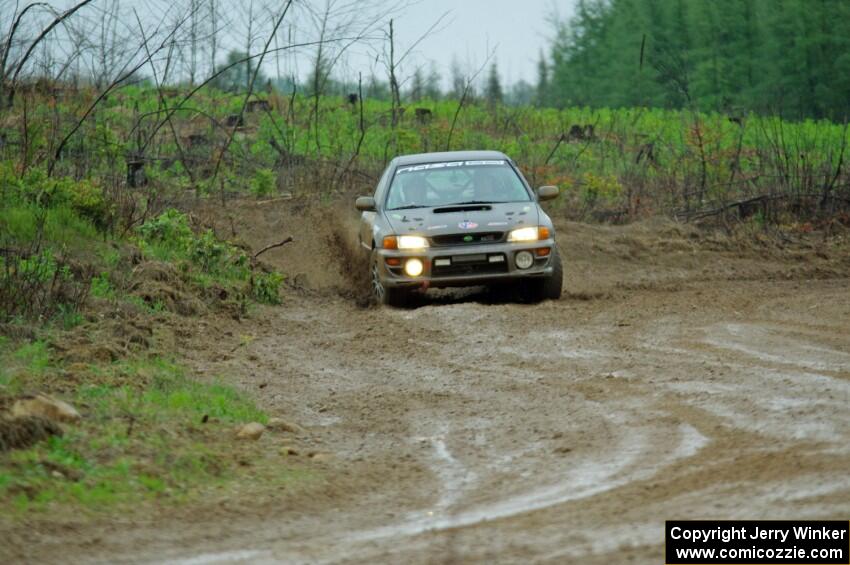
430, 231, 504, 246
432, 254, 508, 276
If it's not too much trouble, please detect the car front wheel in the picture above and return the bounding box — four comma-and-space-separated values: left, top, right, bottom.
521, 246, 563, 302
370, 251, 408, 307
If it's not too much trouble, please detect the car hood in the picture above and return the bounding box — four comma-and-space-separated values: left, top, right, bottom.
384, 202, 539, 237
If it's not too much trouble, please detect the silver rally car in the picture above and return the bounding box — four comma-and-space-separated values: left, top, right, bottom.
355, 150, 563, 306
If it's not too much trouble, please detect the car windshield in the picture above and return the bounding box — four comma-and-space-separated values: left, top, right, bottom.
385, 160, 531, 210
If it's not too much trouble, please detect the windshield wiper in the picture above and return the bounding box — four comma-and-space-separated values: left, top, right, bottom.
390, 204, 428, 210
449, 200, 497, 205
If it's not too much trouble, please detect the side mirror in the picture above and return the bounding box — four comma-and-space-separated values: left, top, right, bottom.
537, 185, 559, 201
355, 196, 376, 211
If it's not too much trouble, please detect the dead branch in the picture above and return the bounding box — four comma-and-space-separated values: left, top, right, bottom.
0, 3, 49, 91
679, 192, 850, 222
544, 133, 566, 166
133, 8, 195, 184
446, 50, 495, 151
821, 120, 849, 209
6, 0, 94, 108
254, 236, 293, 259
48, 8, 192, 176
139, 37, 363, 157
210, 0, 294, 203
338, 72, 365, 182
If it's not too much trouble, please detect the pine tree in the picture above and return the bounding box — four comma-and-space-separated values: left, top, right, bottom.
409, 68, 424, 102
485, 63, 503, 105
365, 72, 390, 101
506, 79, 535, 106
535, 50, 549, 106
541, 0, 850, 119
425, 61, 442, 100
449, 56, 466, 99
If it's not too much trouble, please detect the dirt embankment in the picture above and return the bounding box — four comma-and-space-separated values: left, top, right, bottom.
9, 197, 850, 564
195, 196, 850, 296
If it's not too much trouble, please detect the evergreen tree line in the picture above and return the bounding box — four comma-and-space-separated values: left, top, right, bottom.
537, 0, 850, 120
210, 49, 530, 106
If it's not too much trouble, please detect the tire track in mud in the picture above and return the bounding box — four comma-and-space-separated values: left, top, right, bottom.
167, 295, 727, 563
634, 311, 850, 445
46, 276, 850, 565
282, 283, 842, 562
165, 300, 721, 564
12, 201, 850, 564
344, 422, 708, 543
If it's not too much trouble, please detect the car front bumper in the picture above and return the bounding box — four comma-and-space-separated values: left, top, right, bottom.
376, 240, 557, 289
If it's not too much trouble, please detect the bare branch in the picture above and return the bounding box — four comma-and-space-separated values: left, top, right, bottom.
48, 7, 193, 176
0, 2, 49, 85
133, 7, 195, 183
254, 236, 294, 259
209, 0, 294, 199
6, 0, 94, 107
445, 49, 495, 151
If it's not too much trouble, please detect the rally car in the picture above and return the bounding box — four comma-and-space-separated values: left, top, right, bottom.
355, 150, 562, 306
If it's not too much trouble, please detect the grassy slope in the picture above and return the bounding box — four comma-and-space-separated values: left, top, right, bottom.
0, 164, 297, 522
0, 349, 279, 514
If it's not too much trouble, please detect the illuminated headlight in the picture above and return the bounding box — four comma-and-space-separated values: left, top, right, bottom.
404, 258, 424, 277
507, 226, 551, 242
515, 251, 534, 269
397, 235, 429, 249
507, 227, 538, 242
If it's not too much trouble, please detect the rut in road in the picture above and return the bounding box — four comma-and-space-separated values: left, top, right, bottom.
15, 198, 850, 564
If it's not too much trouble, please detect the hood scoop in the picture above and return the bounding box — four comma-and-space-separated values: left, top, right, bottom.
433, 204, 492, 214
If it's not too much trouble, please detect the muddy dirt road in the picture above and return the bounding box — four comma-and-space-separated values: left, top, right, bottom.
24, 205, 850, 564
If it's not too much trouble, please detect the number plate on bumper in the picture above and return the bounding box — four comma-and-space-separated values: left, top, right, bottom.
432, 254, 508, 276
452, 254, 487, 263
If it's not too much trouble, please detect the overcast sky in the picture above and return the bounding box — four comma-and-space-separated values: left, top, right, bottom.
381, 0, 575, 86
326, 0, 578, 88
6, 0, 579, 88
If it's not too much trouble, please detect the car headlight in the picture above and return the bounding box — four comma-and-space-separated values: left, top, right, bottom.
507, 226, 550, 242
397, 235, 429, 249
404, 258, 424, 276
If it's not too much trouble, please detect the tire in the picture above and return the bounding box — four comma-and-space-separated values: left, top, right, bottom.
522, 246, 563, 303
541, 246, 564, 300
370, 251, 408, 307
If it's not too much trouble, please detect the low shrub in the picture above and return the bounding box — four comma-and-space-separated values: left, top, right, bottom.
136, 209, 281, 305
250, 272, 283, 304
250, 168, 276, 197
0, 250, 89, 323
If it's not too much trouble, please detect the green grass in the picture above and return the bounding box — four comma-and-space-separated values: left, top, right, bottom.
77, 357, 267, 424
6, 85, 850, 225
0, 101, 292, 523
88, 273, 114, 299
1, 188, 282, 326
55, 304, 85, 330
12, 340, 52, 376
2, 434, 178, 511
0, 351, 298, 515
0, 201, 105, 255
131, 208, 281, 306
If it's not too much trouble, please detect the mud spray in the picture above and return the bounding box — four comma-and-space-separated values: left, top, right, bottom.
323, 209, 375, 307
